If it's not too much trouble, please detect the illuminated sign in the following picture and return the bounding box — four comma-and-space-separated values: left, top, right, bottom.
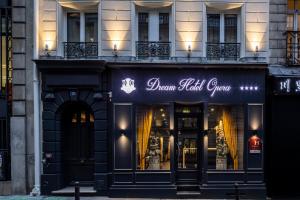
145, 77, 231, 97
112, 69, 265, 103
248, 135, 262, 154
121, 78, 136, 94
273, 77, 300, 95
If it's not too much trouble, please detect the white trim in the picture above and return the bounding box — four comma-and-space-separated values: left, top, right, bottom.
98, 3, 102, 56
171, 2, 175, 57
80, 12, 85, 42
131, 2, 136, 57
202, 3, 207, 58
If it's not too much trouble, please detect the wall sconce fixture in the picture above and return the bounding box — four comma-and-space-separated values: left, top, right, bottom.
44, 44, 50, 57
187, 44, 191, 58
112, 44, 118, 57
254, 45, 259, 60
170, 129, 174, 136
120, 129, 125, 136
203, 130, 208, 136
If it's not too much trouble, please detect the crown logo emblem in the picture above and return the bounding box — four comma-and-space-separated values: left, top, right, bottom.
121, 78, 136, 94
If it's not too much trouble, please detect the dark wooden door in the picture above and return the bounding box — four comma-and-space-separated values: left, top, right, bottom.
62, 103, 95, 185
174, 103, 204, 185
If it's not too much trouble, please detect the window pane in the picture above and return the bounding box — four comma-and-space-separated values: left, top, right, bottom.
138, 13, 149, 41
207, 14, 220, 43
225, 14, 237, 43
288, 0, 295, 11
85, 13, 98, 42
159, 13, 169, 42
208, 105, 244, 170
287, 14, 294, 30
136, 105, 170, 170
67, 13, 80, 42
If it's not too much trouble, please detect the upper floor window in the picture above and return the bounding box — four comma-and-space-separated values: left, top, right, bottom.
287, 0, 300, 31
64, 12, 98, 58
67, 12, 98, 42
138, 12, 169, 42
136, 11, 170, 58
206, 13, 240, 61
287, 0, 300, 65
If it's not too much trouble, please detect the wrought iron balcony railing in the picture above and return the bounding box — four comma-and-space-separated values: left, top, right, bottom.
206, 43, 240, 61
63, 42, 98, 58
286, 31, 300, 65
136, 41, 171, 58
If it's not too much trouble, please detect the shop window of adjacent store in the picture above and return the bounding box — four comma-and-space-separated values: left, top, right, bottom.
207, 105, 244, 170
287, 0, 300, 65
136, 11, 170, 58
65, 12, 98, 58
136, 105, 171, 170
206, 13, 240, 60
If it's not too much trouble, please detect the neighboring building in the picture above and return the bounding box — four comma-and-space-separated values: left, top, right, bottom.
267, 0, 300, 198
0, 0, 12, 195
9, 0, 269, 198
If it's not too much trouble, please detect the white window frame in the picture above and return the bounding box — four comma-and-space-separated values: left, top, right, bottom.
135, 7, 173, 58
57, 5, 100, 56
205, 8, 241, 60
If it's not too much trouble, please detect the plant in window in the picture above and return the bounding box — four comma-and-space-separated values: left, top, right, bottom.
215, 120, 228, 170
146, 131, 161, 170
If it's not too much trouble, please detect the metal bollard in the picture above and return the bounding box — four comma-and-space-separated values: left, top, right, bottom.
74, 181, 80, 200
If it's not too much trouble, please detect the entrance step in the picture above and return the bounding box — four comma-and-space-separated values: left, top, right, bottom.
177, 184, 200, 191
177, 191, 201, 198
51, 186, 97, 196
177, 184, 201, 198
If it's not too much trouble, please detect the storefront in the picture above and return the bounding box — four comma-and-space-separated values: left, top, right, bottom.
109, 64, 267, 198
266, 74, 300, 197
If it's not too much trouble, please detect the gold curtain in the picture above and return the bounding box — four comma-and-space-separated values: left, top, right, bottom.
137, 108, 153, 170
222, 108, 239, 170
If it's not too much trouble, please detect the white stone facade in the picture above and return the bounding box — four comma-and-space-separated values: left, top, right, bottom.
38, 0, 269, 61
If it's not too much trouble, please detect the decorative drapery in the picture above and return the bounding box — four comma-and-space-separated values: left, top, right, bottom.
134, 0, 173, 8
222, 108, 239, 170
137, 108, 153, 170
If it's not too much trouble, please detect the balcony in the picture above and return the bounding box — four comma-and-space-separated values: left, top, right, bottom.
286, 31, 300, 65
63, 42, 98, 58
206, 43, 240, 61
136, 41, 171, 59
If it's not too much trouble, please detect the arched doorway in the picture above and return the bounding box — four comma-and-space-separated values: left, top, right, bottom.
61, 102, 95, 186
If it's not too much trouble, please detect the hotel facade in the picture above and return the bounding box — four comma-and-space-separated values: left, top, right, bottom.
2, 0, 281, 198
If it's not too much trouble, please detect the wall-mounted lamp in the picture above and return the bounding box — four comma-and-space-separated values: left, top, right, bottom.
112, 44, 118, 57
170, 129, 174, 136
120, 129, 125, 136
203, 130, 208, 137
187, 44, 191, 58
254, 45, 259, 60
252, 129, 259, 137
44, 44, 50, 57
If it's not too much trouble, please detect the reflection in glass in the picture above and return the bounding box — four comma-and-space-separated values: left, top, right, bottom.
136, 105, 170, 170
85, 13, 98, 42
178, 134, 197, 169
67, 13, 80, 42
138, 13, 149, 41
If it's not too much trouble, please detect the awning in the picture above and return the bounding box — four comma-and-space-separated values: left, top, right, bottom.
134, 0, 173, 8
59, 0, 100, 10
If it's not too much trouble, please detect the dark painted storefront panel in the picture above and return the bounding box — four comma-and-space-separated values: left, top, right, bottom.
267, 95, 300, 197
